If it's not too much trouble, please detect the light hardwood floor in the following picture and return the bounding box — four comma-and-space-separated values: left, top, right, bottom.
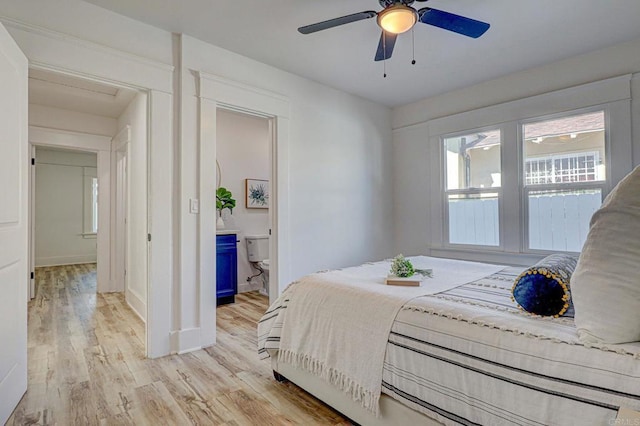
8, 264, 349, 425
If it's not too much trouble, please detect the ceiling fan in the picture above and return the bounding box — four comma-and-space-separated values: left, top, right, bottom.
298, 0, 490, 62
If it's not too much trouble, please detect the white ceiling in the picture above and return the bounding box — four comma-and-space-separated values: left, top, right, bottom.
82, 0, 640, 107
29, 68, 137, 117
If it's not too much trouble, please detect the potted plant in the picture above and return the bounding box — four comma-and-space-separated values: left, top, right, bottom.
216, 187, 236, 228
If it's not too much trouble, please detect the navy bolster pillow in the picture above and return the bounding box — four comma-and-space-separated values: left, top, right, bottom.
512, 254, 578, 317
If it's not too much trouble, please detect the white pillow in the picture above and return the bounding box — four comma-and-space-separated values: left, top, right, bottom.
572, 165, 640, 344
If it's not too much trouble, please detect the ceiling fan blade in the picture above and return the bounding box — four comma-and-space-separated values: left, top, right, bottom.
374, 32, 398, 61
418, 8, 490, 38
298, 11, 377, 34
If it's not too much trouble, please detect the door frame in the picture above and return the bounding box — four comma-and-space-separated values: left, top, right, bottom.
197, 71, 291, 350
29, 144, 35, 299
4, 18, 174, 358
29, 127, 112, 292
111, 126, 136, 312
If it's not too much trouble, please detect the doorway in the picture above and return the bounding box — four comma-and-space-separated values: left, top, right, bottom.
196, 72, 290, 350
32, 146, 99, 280
215, 108, 272, 308
27, 67, 148, 347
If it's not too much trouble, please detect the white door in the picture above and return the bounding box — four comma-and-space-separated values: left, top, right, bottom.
116, 149, 128, 291
0, 22, 29, 424
29, 144, 36, 299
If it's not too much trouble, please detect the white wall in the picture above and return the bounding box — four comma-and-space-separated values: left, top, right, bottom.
393, 37, 640, 130
3, 0, 393, 354
8, 0, 640, 358
29, 104, 117, 136
1, 0, 174, 357
216, 109, 270, 292
178, 34, 394, 350
117, 92, 148, 321
0, 0, 172, 65
392, 38, 640, 262
35, 147, 97, 266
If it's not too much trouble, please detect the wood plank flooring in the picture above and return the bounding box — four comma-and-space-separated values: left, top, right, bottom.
8, 264, 349, 425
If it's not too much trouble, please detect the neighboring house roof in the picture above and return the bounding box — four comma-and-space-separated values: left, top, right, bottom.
524, 111, 604, 140
466, 111, 604, 150
464, 130, 500, 150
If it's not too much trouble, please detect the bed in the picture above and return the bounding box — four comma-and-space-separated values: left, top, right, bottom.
258, 256, 640, 425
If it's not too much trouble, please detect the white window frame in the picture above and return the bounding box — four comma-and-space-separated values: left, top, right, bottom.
426, 75, 632, 265
520, 107, 611, 254
442, 126, 503, 249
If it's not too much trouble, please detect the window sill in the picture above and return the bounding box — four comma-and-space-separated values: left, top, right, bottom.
429, 247, 546, 267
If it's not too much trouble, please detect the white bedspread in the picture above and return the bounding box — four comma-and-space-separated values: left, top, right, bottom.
274, 256, 504, 415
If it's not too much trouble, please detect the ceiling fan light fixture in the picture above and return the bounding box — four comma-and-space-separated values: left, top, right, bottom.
377, 4, 417, 34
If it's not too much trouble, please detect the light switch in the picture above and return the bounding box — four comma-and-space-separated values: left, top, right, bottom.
189, 198, 200, 214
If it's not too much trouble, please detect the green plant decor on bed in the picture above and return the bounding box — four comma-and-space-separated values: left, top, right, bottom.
216, 187, 236, 217
390, 254, 433, 278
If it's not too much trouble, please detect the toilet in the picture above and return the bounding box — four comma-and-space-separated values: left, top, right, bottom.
245, 235, 269, 294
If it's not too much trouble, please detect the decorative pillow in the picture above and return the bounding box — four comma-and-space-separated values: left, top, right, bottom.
512, 254, 578, 317
571, 165, 640, 344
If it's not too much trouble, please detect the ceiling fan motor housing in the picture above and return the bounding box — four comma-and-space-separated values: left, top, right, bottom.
379, 0, 416, 7
377, 3, 418, 34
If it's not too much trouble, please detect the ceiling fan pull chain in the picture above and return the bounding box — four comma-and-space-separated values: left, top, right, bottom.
383, 31, 388, 78
411, 27, 416, 65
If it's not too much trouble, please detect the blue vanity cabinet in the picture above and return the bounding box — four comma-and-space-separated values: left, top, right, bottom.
216, 233, 238, 305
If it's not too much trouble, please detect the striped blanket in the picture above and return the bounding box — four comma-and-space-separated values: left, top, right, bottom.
259, 264, 640, 425
261, 257, 504, 415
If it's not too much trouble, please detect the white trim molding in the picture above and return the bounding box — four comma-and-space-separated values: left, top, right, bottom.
196, 72, 291, 352
424, 76, 633, 262
126, 288, 146, 323
35, 255, 97, 267
0, 17, 173, 93
146, 90, 174, 358
169, 328, 202, 355
29, 126, 111, 151
110, 125, 130, 294
29, 126, 112, 293
17, 20, 174, 358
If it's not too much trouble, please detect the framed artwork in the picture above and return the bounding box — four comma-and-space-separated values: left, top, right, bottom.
245, 179, 269, 209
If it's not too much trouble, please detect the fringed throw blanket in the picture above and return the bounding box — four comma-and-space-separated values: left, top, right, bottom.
261, 256, 504, 416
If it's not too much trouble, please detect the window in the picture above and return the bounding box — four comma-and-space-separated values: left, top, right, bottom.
443, 129, 501, 246
523, 110, 606, 252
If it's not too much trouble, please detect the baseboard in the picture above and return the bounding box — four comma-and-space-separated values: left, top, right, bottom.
169, 328, 202, 354
35, 254, 97, 267
125, 288, 146, 323
238, 281, 263, 293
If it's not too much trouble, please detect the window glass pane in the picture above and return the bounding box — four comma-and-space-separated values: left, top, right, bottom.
444, 130, 501, 190
528, 188, 601, 251
448, 193, 499, 246
523, 111, 605, 185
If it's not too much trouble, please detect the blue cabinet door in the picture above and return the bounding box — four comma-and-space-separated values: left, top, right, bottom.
216, 234, 238, 305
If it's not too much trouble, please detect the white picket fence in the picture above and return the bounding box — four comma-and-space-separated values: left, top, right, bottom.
449, 191, 601, 251
449, 197, 499, 246
528, 191, 601, 252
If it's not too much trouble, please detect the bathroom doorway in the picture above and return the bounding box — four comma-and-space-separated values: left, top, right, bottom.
215, 108, 272, 307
